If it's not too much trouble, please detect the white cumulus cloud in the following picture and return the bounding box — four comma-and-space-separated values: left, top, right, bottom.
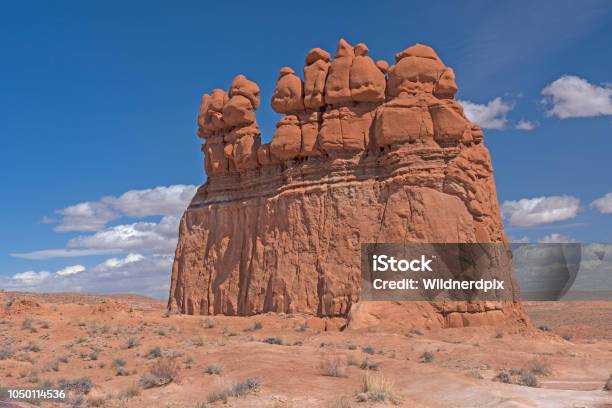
67, 215, 180, 255
515, 120, 537, 130
538, 233, 578, 243
459, 97, 513, 129
48, 184, 196, 232
591, 193, 612, 214
1, 254, 172, 299
501, 195, 580, 227
542, 75, 612, 118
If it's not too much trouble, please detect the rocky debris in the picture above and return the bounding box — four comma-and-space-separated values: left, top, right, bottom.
172, 40, 524, 329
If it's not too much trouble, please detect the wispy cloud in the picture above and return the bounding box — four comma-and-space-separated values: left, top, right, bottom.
542, 75, 612, 119
591, 192, 612, 214
501, 195, 580, 227
11, 248, 122, 260
459, 97, 513, 129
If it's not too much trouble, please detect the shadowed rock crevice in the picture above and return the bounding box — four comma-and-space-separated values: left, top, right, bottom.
169, 40, 527, 329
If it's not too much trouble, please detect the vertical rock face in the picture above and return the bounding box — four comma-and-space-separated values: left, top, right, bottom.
169, 40, 527, 328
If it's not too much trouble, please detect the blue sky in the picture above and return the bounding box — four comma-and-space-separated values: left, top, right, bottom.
1, 0, 611, 297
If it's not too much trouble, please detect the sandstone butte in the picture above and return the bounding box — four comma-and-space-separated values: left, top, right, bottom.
168, 40, 529, 331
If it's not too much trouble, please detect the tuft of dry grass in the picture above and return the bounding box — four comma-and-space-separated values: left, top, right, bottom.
205, 363, 223, 375
206, 377, 260, 403
329, 396, 352, 408
139, 357, 179, 388
604, 374, 612, 391
320, 355, 348, 377
526, 358, 551, 376
357, 372, 400, 404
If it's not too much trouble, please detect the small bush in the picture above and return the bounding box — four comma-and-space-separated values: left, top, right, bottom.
467, 369, 483, 379
243, 321, 263, 332
362, 346, 375, 355
494, 371, 511, 383
21, 318, 36, 332
117, 383, 141, 399
139, 357, 179, 388
0, 346, 14, 360
203, 318, 215, 329
520, 370, 539, 387
494, 331, 504, 339
359, 357, 380, 371
561, 333, 573, 341
538, 325, 551, 332
329, 397, 352, 408
23, 341, 41, 352
295, 323, 307, 332
127, 337, 140, 349
526, 358, 551, 376
358, 372, 400, 404
206, 377, 260, 403
206, 363, 223, 375
146, 346, 162, 359
420, 351, 434, 363
263, 337, 283, 345
58, 377, 92, 394
320, 356, 348, 377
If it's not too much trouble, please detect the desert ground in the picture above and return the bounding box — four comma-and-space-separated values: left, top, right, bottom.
0, 292, 610, 408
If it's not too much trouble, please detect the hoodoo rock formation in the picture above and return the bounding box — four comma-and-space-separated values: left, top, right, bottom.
169, 40, 527, 329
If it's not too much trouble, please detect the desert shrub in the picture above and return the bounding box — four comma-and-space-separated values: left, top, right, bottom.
329, 397, 352, 408
467, 369, 483, 379
206, 377, 260, 403
604, 375, 612, 391
561, 333, 573, 341
58, 377, 92, 394
494, 331, 504, 339
68, 393, 85, 407
407, 329, 424, 336
359, 357, 380, 371
357, 372, 400, 404
146, 346, 162, 359
420, 351, 434, 363
203, 318, 215, 328
520, 370, 539, 387
139, 357, 179, 388
21, 318, 36, 332
263, 336, 283, 345
206, 363, 223, 375
45, 359, 60, 372
127, 337, 140, 348
295, 323, 307, 332
0, 345, 14, 360
538, 325, 551, 332
494, 371, 511, 383
23, 341, 41, 352
88, 351, 98, 361
526, 358, 551, 376
362, 346, 375, 355
222, 328, 239, 337
112, 358, 129, 376
192, 336, 205, 347
117, 383, 141, 399
243, 321, 263, 332
40, 321, 50, 329
86, 395, 106, 407
320, 355, 348, 377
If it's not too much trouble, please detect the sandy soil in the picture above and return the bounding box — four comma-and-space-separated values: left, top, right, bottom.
0, 292, 610, 408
